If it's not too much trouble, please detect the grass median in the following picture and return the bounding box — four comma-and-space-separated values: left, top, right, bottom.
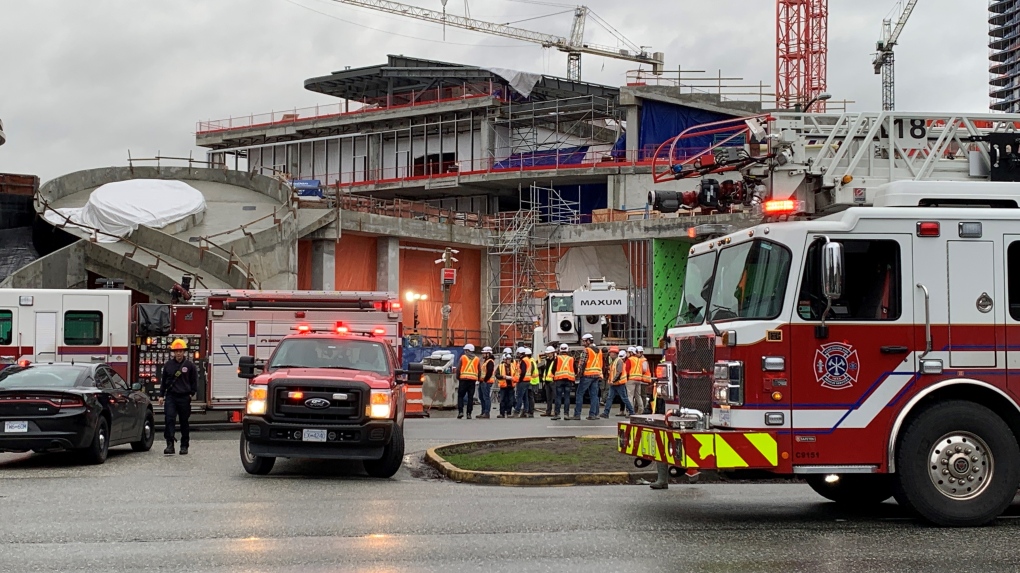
436, 437, 634, 473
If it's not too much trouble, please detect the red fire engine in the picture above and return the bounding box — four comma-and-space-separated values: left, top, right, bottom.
623, 111, 1020, 526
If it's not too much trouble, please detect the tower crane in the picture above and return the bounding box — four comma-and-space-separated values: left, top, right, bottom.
872, 0, 919, 111
328, 0, 664, 81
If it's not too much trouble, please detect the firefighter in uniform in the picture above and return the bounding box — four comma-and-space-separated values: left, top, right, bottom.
496, 349, 517, 418
551, 344, 575, 420
158, 338, 198, 455
457, 344, 480, 419
540, 346, 557, 417
476, 347, 496, 419
573, 333, 603, 420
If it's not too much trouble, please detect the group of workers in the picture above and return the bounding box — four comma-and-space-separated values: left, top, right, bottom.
454, 333, 654, 421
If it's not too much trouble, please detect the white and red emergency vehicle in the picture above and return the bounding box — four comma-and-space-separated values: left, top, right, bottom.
623, 111, 1020, 527
0, 287, 403, 420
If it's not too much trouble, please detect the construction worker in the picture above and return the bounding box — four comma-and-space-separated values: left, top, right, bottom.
476, 347, 496, 419
496, 350, 517, 418
457, 344, 480, 419
158, 338, 198, 455
551, 343, 575, 420
624, 346, 646, 416
540, 346, 556, 417
636, 346, 652, 414
602, 349, 634, 418
572, 333, 603, 420
526, 348, 541, 417
514, 347, 531, 417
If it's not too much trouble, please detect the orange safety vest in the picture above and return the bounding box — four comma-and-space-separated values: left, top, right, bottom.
553, 354, 576, 382
480, 358, 495, 383
459, 354, 480, 381
637, 357, 651, 384
583, 347, 603, 378
609, 357, 626, 385
497, 362, 514, 389
625, 356, 641, 382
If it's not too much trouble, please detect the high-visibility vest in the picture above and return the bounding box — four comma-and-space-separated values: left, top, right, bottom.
583, 347, 603, 378
541, 358, 555, 383
522, 357, 533, 383
609, 357, 626, 385
497, 362, 514, 389
554, 354, 576, 382
459, 354, 480, 381
481, 358, 495, 383
625, 356, 640, 382
529, 358, 540, 385
637, 357, 651, 384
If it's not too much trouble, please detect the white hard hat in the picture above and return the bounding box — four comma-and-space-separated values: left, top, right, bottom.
516, 347, 526, 354
464, 344, 475, 352
581, 333, 594, 341
504, 347, 513, 355
618, 350, 628, 358
559, 343, 569, 351
627, 346, 636, 353
545, 346, 555, 353
482, 346, 493, 354
636, 346, 644, 353
525, 348, 533, 356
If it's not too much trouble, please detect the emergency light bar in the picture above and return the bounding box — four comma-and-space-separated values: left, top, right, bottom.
762, 199, 806, 216
289, 322, 391, 338
688, 224, 737, 240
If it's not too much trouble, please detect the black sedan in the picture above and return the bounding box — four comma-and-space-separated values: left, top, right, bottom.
0, 363, 155, 464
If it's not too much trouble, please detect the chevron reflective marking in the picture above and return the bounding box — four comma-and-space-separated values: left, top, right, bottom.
716, 433, 779, 469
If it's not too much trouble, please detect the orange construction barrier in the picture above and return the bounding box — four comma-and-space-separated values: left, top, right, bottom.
404, 384, 429, 418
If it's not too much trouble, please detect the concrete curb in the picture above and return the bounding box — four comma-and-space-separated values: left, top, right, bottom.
425, 436, 656, 486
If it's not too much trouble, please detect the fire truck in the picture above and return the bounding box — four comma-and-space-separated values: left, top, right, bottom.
0, 287, 403, 421
621, 111, 1020, 527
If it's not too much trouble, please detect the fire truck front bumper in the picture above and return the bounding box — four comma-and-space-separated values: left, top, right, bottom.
618, 419, 780, 471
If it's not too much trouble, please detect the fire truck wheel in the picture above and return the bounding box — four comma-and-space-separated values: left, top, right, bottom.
893, 400, 1020, 527
805, 474, 893, 505
363, 426, 405, 479
131, 412, 155, 452
240, 434, 276, 475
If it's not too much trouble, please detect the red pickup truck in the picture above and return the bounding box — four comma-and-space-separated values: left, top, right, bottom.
237, 328, 420, 478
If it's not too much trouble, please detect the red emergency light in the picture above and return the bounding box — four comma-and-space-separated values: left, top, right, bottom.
916, 221, 940, 237
373, 328, 386, 336
390, 301, 402, 311
335, 322, 349, 334
762, 199, 799, 216
296, 325, 311, 333
17, 360, 30, 368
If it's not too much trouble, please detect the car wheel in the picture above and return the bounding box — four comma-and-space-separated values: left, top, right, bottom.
239, 434, 275, 475
82, 417, 110, 465
363, 426, 405, 478
805, 474, 893, 505
131, 411, 156, 452
893, 400, 1020, 527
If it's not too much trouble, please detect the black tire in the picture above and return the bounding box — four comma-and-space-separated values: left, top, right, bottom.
363, 426, 405, 478
240, 434, 276, 475
806, 474, 893, 505
131, 411, 156, 452
82, 417, 110, 465
893, 400, 1020, 527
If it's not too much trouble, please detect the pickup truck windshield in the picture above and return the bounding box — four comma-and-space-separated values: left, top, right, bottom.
268, 338, 392, 375
675, 240, 792, 326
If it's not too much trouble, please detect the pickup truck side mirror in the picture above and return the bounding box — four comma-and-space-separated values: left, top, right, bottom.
402, 362, 425, 385
238, 356, 263, 380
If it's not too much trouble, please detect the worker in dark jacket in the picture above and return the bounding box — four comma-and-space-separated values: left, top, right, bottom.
158, 338, 198, 455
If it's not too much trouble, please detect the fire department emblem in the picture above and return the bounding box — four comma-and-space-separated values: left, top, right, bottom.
814, 342, 860, 390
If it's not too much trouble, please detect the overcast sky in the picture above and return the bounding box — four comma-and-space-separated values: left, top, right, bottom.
0, 0, 990, 181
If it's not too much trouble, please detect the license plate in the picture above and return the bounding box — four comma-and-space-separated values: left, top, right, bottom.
302, 429, 327, 442
4, 421, 28, 433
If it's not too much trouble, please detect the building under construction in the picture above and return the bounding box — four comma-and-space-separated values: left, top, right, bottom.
991, 0, 1020, 112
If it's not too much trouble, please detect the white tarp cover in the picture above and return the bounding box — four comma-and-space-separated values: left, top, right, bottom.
44, 180, 206, 243
485, 67, 543, 98
555, 246, 632, 291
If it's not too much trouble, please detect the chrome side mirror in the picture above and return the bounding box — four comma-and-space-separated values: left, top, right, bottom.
821, 240, 844, 300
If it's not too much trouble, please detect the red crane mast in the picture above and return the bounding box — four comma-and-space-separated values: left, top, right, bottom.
776, 0, 828, 111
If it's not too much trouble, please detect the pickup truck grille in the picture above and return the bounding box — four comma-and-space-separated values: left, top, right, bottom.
270, 382, 365, 423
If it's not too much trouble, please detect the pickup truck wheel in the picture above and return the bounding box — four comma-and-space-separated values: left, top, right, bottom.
363, 426, 405, 478
131, 411, 155, 452
806, 474, 893, 505
240, 434, 276, 475
893, 400, 1020, 527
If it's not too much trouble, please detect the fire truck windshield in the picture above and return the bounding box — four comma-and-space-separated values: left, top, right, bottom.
267, 338, 392, 375
676, 240, 792, 326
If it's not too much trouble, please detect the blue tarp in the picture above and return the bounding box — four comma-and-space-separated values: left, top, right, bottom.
492, 146, 589, 170
611, 101, 738, 161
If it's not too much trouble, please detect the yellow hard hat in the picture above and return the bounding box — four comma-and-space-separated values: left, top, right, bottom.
170, 338, 188, 350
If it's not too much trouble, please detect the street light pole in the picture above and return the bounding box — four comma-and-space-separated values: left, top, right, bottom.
440, 248, 452, 347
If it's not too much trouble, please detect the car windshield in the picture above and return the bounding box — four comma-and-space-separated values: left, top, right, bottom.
267, 338, 392, 375
708, 240, 791, 322
0, 365, 85, 389
675, 253, 715, 326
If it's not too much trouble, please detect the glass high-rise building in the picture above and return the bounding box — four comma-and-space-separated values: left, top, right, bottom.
991, 0, 1020, 112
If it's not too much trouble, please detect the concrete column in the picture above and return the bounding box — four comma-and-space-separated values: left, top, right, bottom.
310, 240, 336, 291
481, 251, 496, 345
479, 119, 496, 168
376, 236, 399, 295
368, 134, 384, 179
625, 104, 641, 162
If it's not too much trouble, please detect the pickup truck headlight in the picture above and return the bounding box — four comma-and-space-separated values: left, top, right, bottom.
246, 385, 268, 416
369, 390, 392, 419
712, 360, 744, 406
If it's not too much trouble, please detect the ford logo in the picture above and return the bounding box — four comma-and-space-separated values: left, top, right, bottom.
304, 397, 331, 409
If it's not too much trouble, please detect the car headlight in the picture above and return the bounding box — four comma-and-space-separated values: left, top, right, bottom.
712, 361, 744, 406
246, 385, 268, 416
369, 390, 392, 419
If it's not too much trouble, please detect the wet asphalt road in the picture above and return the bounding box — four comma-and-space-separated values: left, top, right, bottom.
2, 413, 1020, 573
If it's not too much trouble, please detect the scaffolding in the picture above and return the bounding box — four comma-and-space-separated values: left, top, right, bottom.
487, 184, 579, 347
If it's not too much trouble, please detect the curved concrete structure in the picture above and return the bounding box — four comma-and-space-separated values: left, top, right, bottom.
2, 166, 334, 301
0, 117, 6, 147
